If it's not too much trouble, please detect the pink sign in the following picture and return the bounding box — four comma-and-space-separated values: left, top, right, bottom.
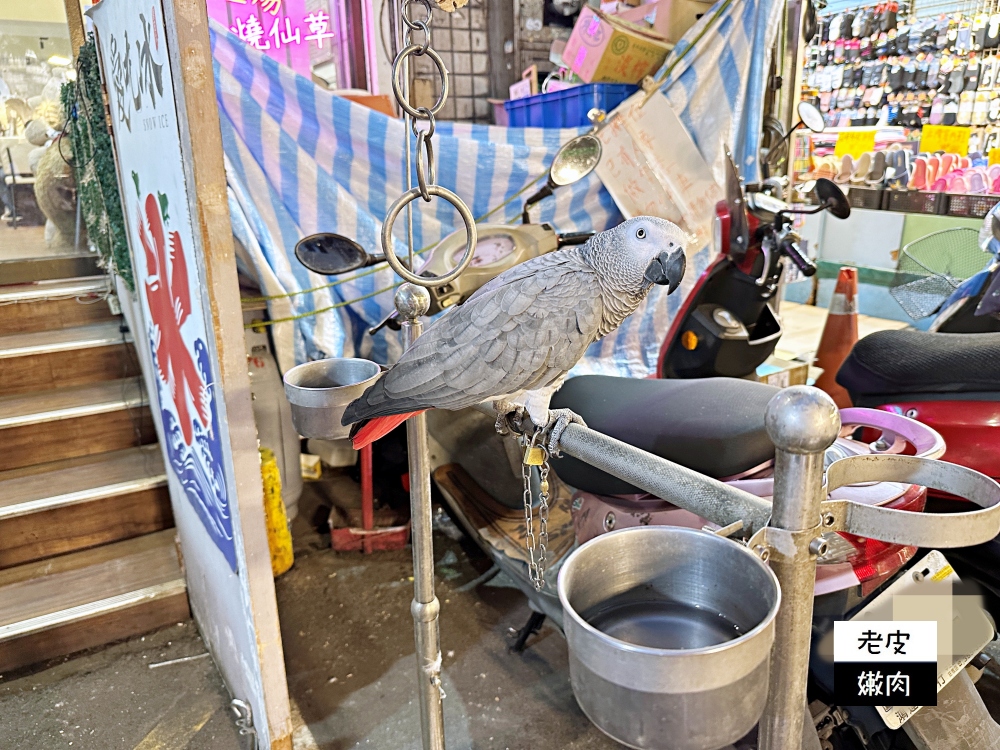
207, 0, 333, 78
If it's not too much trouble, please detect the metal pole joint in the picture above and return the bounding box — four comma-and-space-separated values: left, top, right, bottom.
411, 597, 442, 622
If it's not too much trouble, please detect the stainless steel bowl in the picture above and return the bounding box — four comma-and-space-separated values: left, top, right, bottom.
282, 358, 381, 440
558, 526, 781, 750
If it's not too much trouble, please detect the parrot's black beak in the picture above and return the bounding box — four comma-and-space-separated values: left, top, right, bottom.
643, 250, 686, 293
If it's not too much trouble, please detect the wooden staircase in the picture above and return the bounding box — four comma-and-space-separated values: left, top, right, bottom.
0, 268, 188, 674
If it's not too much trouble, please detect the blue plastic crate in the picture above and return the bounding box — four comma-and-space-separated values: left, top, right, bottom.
503, 83, 639, 128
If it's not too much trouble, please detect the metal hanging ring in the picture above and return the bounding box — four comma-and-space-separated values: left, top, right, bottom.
382, 185, 477, 287
402, 0, 433, 29
409, 19, 431, 55
411, 108, 436, 139
416, 130, 436, 202
392, 45, 449, 118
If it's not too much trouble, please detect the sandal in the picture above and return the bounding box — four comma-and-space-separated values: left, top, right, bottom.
835, 154, 855, 183
851, 152, 873, 183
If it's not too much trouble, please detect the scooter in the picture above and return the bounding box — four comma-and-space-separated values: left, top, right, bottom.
658, 142, 850, 380
836, 211, 1000, 484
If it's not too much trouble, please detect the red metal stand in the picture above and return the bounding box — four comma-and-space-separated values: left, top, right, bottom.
331, 444, 410, 553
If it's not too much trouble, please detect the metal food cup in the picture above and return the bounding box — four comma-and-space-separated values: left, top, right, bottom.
282, 358, 381, 440
558, 526, 781, 750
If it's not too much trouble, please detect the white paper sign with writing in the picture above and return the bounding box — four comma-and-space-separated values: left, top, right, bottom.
596, 91, 722, 253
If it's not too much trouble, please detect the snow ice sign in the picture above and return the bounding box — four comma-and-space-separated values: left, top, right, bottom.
91, 0, 239, 572
833, 620, 938, 707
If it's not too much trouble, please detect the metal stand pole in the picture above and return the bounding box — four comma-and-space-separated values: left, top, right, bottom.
397, 285, 447, 750
758, 387, 840, 750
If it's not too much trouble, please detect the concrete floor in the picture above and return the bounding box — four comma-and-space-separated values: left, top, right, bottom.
283, 484, 621, 750
0, 622, 244, 749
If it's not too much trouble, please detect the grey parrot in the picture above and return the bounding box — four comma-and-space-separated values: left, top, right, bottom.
344, 216, 688, 449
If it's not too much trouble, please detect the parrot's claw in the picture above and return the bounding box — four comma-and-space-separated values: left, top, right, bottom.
542, 409, 586, 457
493, 400, 528, 436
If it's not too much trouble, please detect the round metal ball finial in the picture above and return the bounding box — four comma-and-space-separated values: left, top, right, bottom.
395, 283, 431, 319
764, 385, 841, 454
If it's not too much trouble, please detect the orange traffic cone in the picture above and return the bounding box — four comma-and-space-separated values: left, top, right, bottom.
813, 267, 858, 409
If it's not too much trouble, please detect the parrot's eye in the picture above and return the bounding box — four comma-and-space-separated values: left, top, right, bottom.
636, 228, 646, 239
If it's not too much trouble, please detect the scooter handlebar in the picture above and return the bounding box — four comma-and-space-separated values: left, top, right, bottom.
557, 231, 596, 247
781, 239, 817, 277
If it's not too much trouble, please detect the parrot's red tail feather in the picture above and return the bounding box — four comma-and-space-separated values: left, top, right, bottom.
351, 411, 426, 449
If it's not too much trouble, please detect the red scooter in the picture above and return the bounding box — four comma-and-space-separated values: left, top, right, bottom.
657, 154, 848, 380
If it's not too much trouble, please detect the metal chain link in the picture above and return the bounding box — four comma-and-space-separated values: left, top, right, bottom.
520, 428, 551, 591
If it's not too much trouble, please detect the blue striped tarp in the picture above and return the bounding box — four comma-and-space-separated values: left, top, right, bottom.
212, 0, 781, 376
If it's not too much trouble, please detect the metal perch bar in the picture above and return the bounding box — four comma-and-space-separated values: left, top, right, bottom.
473, 404, 773, 535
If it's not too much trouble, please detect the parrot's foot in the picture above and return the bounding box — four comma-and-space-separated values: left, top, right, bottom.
493, 399, 528, 436
538, 408, 586, 457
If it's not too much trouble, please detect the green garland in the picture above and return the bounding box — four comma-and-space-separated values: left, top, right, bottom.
61, 36, 134, 291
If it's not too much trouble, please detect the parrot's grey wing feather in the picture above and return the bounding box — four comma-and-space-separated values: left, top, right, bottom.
342, 252, 601, 423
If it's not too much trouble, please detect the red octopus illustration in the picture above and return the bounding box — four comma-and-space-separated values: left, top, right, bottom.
137, 192, 210, 445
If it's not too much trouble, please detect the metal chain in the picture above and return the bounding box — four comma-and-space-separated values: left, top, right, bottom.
383, 0, 477, 284
520, 428, 551, 591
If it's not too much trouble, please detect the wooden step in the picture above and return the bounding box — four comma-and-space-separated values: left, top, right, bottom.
0, 446, 172, 569
0, 379, 156, 471
0, 252, 101, 285
0, 530, 189, 674
0, 276, 114, 335
0, 320, 139, 396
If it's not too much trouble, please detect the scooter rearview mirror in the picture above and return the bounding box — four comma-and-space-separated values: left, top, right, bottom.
992, 214, 1000, 243
796, 101, 826, 134
523, 133, 603, 223
549, 133, 603, 187
815, 178, 851, 219
295, 233, 378, 275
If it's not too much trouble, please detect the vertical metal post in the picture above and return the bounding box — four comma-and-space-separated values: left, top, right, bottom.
397, 285, 446, 750
758, 386, 840, 750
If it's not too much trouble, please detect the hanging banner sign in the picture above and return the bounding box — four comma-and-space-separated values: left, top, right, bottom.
920, 125, 970, 157
90, 1, 237, 571
835, 130, 876, 159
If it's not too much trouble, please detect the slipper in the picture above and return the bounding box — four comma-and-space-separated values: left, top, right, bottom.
960, 156, 972, 169
887, 151, 909, 188
991, 175, 1000, 194
866, 151, 888, 185
930, 177, 949, 191
949, 174, 969, 192
941, 152, 956, 175
927, 155, 940, 186
910, 156, 929, 190
835, 154, 855, 183
989, 164, 1000, 182
851, 152, 873, 183
969, 170, 987, 193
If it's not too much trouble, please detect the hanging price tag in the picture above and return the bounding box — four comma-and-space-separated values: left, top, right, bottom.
920, 125, 971, 156
835, 130, 876, 158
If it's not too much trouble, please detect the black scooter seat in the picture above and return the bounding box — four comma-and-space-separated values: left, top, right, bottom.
549, 376, 779, 496
837, 330, 1000, 399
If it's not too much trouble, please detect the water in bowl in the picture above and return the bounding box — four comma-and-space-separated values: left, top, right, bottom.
581, 588, 745, 650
